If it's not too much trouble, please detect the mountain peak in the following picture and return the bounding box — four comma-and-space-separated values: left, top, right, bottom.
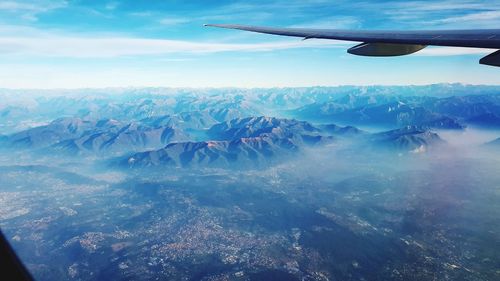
372, 126, 444, 152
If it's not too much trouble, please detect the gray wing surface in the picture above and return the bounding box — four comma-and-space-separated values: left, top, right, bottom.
205, 24, 500, 67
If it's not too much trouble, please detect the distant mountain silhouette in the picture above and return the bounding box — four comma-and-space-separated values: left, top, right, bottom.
294, 101, 464, 129
7, 117, 190, 155
8, 118, 105, 148
485, 137, 500, 147
370, 126, 444, 152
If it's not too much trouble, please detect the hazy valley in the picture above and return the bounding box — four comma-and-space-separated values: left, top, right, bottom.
0, 85, 499, 281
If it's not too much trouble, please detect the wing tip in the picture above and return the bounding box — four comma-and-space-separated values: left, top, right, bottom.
204, 24, 223, 28
203, 24, 243, 29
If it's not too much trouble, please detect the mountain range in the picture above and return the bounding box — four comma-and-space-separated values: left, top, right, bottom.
1, 85, 499, 169
291, 94, 500, 129
6, 117, 189, 155
2, 85, 500, 134
1, 113, 450, 169
122, 122, 445, 169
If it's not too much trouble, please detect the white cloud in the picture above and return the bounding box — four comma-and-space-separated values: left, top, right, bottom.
379, 0, 500, 28
0, 25, 494, 59
0, 0, 67, 21
417, 47, 494, 56
0, 1, 44, 12
0, 0, 67, 11
105, 2, 119, 11
439, 10, 500, 23
0, 35, 348, 58
159, 17, 191, 26
128, 11, 152, 17
291, 16, 361, 29
392, 0, 500, 12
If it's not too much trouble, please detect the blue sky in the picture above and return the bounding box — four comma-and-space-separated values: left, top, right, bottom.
0, 0, 499, 88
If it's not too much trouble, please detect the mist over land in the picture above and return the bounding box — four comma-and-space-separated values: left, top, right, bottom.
0, 85, 499, 281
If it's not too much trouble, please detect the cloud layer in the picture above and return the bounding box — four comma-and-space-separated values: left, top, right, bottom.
0, 34, 349, 58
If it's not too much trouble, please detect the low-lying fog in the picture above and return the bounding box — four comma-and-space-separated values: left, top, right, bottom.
0, 128, 498, 281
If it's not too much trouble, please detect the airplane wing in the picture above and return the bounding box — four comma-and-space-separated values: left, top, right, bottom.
205, 24, 500, 67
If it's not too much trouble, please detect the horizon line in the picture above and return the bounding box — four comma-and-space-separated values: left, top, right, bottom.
1, 82, 500, 92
